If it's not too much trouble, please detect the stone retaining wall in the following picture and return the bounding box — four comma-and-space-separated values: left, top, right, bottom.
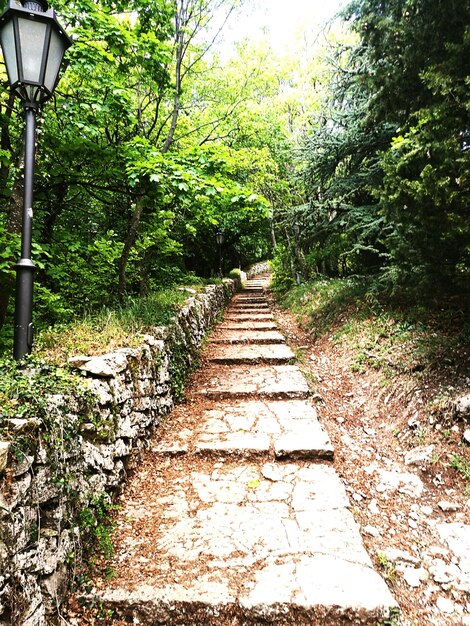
245, 261, 270, 278
0, 280, 236, 626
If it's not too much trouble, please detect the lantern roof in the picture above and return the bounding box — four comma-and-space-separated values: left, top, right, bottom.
0, 0, 71, 105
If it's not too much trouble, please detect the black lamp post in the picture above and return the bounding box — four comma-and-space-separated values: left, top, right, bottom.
215, 229, 224, 277
0, 0, 71, 359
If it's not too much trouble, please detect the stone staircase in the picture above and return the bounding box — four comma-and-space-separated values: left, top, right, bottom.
86, 276, 397, 624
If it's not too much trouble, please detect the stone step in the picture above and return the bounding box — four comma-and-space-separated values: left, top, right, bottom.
207, 343, 294, 364
151, 399, 334, 461
208, 329, 286, 344
87, 459, 397, 625
233, 295, 267, 302
224, 313, 274, 321
219, 321, 277, 330
227, 308, 271, 316
194, 399, 334, 460
232, 301, 267, 307
197, 364, 310, 399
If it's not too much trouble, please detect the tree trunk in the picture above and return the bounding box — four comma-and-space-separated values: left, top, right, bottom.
270, 219, 277, 249
118, 198, 144, 298
161, 11, 184, 154
0, 159, 25, 332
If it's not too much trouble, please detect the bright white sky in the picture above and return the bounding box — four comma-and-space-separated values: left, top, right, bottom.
219, 0, 349, 55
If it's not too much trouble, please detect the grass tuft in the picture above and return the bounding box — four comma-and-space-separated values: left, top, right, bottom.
34, 287, 200, 363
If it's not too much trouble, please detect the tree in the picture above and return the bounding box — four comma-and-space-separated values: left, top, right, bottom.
295, 0, 470, 293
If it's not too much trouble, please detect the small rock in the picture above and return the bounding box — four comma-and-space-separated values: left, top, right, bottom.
463, 429, 470, 445
436, 596, 455, 614
376, 468, 424, 497
403, 444, 435, 466
352, 492, 365, 502
364, 427, 377, 436
429, 559, 454, 583
6, 417, 38, 433
12, 454, 34, 477
421, 505, 433, 516
0, 441, 10, 472
363, 525, 380, 537
455, 394, 470, 419
336, 416, 345, 424
399, 474, 424, 498
408, 518, 418, 529
383, 548, 420, 566
439, 501, 462, 513
427, 546, 450, 558
461, 615, 470, 626
402, 567, 426, 588
368, 498, 380, 514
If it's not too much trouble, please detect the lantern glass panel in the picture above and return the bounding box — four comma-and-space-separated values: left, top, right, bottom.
18, 16, 48, 84
0, 19, 18, 85
44, 27, 64, 92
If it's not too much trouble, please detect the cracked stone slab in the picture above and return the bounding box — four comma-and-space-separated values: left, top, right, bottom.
151, 400, 333, 462
90, 460, 396, 625
209, 329, 286, 344
193, 400, 333, 461
197, 365, 310, 399
194, 432, 272, 456
207, 343, 294, 364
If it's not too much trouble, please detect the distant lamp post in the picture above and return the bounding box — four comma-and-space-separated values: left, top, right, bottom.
215, 229, 224, 277
0, 0, 71, 359
459, 129, 470, 152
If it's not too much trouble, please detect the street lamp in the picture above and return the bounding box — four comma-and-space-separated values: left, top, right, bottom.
0, 0, 71, 359
215, 229, 224, 277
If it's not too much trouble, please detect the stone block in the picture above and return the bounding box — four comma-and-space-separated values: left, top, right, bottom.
0, 443, 10, 473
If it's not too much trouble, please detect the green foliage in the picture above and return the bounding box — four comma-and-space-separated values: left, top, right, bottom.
34, 286, 192, 362
0, 355, 94, 440
0, 0, 274, 346
270, 244, 295, 293
0, 225, 18, 280
376, 553, 397, 583
0, 354, 119, 574
450, 453, 470, 481
277, 277, 469, 376
293, 0, 470, 298
228, 268, 244, 289
79, 493, 118, 561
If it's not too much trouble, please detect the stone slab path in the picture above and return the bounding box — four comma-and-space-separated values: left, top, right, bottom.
87, 275, 397, 625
